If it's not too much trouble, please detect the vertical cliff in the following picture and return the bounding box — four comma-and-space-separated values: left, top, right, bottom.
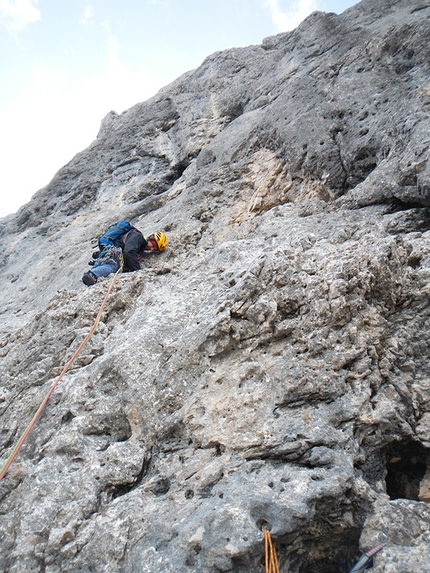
1, 1, 430, 571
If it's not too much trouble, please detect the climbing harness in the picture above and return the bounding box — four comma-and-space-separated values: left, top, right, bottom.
0, 261, 123, 482
264, 529, 280, 573
348, 544, 385, 573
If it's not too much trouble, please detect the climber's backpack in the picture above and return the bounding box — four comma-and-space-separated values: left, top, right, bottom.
97, 220, 133, 249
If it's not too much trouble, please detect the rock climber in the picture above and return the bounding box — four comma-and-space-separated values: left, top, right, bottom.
119, 228, 168, 272
82, 229, 168, 286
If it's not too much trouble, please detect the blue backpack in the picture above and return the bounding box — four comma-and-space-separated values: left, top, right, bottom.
98, 220, 134, 249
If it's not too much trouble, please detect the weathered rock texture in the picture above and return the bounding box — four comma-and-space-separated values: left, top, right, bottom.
1, 1, 430, 571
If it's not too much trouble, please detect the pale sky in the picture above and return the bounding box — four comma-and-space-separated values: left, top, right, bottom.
0, 0, 357, 218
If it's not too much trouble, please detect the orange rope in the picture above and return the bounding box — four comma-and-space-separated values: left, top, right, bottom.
0, 264, 123, 481
264, 529, 280, 573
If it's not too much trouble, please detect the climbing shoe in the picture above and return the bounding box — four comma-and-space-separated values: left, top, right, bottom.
82, 271, 98, 286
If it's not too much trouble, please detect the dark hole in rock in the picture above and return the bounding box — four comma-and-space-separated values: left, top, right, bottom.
385, 207, 430, 234
214, 442, 225, 456
385, 198, 428, 212
385, 441, 428, 500
256, 518, 270, 532
164, 157, 192, 186
279, 533, 360, 573
61, 411, 75, 424
408, 256, 422, 268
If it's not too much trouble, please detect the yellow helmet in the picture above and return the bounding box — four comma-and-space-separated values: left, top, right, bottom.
153, 231, 168, 251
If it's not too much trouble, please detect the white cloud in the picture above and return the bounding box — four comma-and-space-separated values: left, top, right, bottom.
0, 33, 167, 217
81, 5, 94, 25
264, 0, 319, 32
0, 0, 40, 35
150, 0, 170, 6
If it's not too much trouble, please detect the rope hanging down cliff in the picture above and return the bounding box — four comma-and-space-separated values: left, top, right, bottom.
0, 259, 124, 482
264, 529, 280, 573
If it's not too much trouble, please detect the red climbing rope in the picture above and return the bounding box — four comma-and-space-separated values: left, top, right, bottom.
264, 529, 280, 573
0, 265, 123, 482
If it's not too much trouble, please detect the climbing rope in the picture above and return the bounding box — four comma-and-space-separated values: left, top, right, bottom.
264, 529, 280, 573
0, 263, 123, 482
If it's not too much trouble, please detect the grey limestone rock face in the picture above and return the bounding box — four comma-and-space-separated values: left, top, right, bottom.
1, 0, 430, 571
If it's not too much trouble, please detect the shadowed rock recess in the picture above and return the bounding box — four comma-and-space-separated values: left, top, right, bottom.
1, 1, 430, 571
